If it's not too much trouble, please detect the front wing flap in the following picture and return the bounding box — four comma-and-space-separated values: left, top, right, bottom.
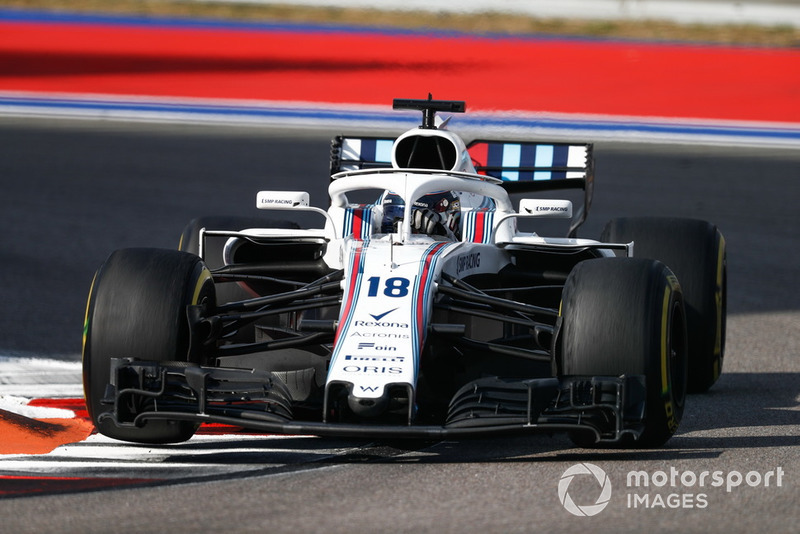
98, 359, 646, 444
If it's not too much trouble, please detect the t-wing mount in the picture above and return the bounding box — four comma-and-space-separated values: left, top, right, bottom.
393, 95, 466, 129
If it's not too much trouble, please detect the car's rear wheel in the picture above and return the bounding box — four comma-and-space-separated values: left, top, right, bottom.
602, 217, 726, 393
82, 248, 215, 443
555, 258, 688, 448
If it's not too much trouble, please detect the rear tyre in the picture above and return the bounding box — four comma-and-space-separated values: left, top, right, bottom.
82, 248, 215, 443
556, 258, 688, 448
602, 217, 726, 393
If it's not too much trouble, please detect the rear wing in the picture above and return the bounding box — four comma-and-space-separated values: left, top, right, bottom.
468, 140, 594, 237
329, 136, 594, 237
330, 136, 394, 174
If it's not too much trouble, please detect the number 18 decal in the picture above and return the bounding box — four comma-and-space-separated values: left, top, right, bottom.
366, 276, 411, 298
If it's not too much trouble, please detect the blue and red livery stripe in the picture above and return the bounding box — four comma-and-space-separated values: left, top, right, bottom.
411, 242, 454, 370
343, 204, 373, 240
463, 209, 494, 243
332, 243, 367, 349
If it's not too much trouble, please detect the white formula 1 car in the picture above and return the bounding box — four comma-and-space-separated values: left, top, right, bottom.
83, 97, 726, 448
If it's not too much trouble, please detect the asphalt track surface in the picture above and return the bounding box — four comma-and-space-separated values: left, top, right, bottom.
0, 116, 798, 532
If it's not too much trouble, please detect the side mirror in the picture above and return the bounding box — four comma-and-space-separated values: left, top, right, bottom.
256, 191, 310, 209
518, 199, 573, 219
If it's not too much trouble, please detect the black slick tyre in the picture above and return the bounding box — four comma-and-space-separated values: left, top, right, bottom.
556, 258, 688, 448
602, 217, 726, 393
82, 248, 215, 443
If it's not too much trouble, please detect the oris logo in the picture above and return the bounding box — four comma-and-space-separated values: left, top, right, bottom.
342, 365, 402, 374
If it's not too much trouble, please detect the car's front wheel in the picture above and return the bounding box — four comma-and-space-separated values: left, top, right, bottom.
555, 257, 688, 448
82, 248, 215, 443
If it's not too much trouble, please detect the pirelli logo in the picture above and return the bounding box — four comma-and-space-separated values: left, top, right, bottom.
344, 355, 406, 363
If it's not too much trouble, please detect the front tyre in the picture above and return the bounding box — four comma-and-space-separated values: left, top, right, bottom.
82, 248, 215, 443
555, 258, 688, 448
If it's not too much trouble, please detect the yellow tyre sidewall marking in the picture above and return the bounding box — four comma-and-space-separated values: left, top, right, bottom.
713, 234, 726, 380
192, 266, 213, 305
660, 283, 672, 396
81, 272, 98, 360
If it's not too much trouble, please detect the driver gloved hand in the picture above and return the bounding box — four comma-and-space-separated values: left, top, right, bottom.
411, 208, 446, 236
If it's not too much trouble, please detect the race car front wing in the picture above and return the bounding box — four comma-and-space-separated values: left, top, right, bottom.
97, 359, 647, 444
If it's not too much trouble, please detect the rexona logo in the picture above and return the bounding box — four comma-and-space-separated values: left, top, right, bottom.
558, 463, 612, 517
352, 320, 409, 328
